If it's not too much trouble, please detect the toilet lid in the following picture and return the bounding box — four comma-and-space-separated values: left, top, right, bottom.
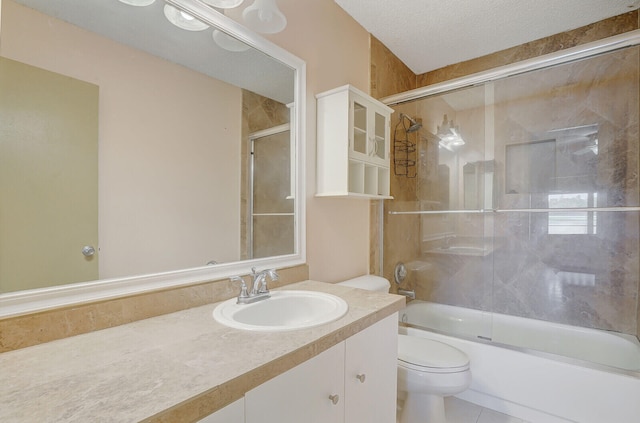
398, 335, 470, 372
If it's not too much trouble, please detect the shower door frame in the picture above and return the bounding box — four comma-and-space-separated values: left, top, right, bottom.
381, 30, 640, 107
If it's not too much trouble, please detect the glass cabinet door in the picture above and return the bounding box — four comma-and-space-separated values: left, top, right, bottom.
352, 101, 368, 155
373, 111, 387, 161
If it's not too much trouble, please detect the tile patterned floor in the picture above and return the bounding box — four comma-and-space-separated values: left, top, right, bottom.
397, 396, 530, 423
444, 397, 530, 423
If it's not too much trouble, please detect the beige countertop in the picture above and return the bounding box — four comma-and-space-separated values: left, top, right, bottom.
0, 280, 405, 423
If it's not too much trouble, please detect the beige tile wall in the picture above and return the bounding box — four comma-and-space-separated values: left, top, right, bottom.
417, 11, 639, 87
369, 36, 418, 285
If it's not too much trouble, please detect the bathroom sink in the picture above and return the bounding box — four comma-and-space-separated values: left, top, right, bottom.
212, 290, 349, 332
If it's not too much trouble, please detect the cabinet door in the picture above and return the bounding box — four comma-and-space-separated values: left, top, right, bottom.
370, 108, 389, 164
345, 313, 398, 423
349, 91, 390, 167
350, 96, 370, 160
246, 342, 345, 423
196, 398, 244, 423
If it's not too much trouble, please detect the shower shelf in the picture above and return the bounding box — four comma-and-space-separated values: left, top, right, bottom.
388, 206, 640, 215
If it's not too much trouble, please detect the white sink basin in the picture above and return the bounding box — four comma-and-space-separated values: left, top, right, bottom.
212, 290, 349, 332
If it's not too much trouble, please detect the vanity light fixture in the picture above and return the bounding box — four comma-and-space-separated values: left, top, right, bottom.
202, 0, 245, 8
163, 5, 209, 31
437, 114, 465, 150
212, 29, 251, 52
242, 0, 287, 34
118, 0, 156, 6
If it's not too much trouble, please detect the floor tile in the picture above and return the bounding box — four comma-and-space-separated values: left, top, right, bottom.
477, 407, 527, 423
397, 395, 527, 423
445, 396, 483, 423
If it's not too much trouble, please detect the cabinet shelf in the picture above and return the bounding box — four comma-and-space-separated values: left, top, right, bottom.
316, 84, 394, 199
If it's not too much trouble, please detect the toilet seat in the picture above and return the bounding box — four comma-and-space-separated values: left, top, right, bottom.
398, 334, 470, 373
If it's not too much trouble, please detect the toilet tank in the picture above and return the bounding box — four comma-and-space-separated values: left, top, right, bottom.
337, 275, 390, 292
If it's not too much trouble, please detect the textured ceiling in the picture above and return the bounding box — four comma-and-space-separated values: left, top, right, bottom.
335, 0, 640, 74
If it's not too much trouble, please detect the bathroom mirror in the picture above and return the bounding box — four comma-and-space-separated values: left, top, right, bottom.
0, 0, 306, 315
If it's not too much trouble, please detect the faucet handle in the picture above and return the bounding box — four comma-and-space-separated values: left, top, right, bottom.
257, 269, 278, 294
266, 269, 279, 280
230, 276, 249, 301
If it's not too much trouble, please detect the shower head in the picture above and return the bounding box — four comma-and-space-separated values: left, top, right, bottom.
400, 113, 422, 133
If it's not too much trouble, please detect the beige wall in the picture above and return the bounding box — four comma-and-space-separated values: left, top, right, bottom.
1, 1, 242, 279
263, 0, 373, 283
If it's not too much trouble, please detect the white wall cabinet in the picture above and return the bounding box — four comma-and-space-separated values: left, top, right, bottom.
316, 85, 394, 199
245, 313, 398, 423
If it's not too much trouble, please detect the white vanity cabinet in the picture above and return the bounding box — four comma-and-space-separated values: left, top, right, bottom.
196, 398, 244, 423
245, 313, 398, 423
316, 84, 394, 199
345, 312, 398, 423
245, 341, 345, 423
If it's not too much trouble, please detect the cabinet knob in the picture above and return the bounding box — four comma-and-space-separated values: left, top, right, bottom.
356, 373, 366, 383
329, 394, 340, 405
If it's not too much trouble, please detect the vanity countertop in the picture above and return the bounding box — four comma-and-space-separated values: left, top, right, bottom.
0, 280, 405, 422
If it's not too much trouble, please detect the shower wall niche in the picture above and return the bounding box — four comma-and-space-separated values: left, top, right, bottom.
385, 44, 640, 339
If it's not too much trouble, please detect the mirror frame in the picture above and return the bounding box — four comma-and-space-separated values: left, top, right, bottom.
0, 0, 306, 317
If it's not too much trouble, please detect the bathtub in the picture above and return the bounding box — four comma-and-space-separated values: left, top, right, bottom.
400, 300, 640, 423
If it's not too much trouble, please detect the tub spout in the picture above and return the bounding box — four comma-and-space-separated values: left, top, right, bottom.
398, 289, 416, 300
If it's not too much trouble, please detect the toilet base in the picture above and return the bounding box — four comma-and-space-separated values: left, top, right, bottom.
399, 393, 446, 423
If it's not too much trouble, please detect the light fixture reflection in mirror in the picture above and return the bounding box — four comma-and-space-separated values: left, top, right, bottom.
164, 4, 210, 31
213, 29, 251, 52
242, 0, 287, 34
119, 0, 156, 6
203, 0, 245, 8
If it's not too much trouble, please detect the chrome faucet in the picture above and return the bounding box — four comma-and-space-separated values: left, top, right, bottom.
232, 267, 279, 304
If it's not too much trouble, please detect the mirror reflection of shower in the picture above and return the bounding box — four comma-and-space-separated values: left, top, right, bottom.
249, 124, 294, 259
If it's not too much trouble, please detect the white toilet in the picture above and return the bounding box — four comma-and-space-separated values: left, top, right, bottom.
338, 275, 472, 423
397, 335, 471, 423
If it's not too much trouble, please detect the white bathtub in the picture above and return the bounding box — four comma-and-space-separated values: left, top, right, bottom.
400, 300, 640, 423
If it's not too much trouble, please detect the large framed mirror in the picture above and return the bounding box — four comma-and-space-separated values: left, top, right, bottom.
0, 0, 306, 316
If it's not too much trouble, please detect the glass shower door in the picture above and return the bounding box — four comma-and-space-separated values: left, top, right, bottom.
490, 44, 640, 345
